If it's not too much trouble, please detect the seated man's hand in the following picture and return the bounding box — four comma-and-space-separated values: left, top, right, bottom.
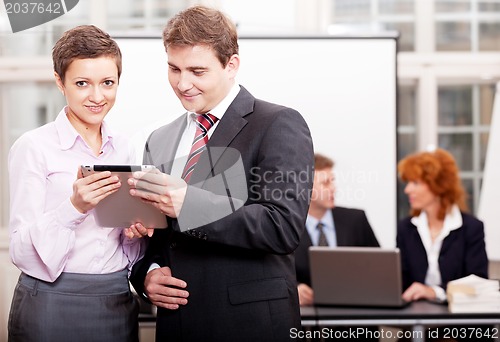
298, 283, 314, 306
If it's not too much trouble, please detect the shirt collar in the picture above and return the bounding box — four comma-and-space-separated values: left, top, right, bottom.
306, 210, 334, 232
410, 204, 463, 235
55, 106, 115, 151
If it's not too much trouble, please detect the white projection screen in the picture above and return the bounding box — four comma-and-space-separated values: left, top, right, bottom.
109, 36, 398, 248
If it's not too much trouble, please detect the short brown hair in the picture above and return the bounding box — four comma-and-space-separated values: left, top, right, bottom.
52, 25, 122, 83
398, 148, 468, 219
314, 153, 334, 171
162, 5, 239, 67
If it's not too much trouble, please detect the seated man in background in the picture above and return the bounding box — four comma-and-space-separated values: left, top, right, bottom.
294, 153, 380, 341
295, 153, 380, 305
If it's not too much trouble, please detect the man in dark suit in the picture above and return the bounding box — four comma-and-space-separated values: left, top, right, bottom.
295, 153, 379, 306
128, 5, 314, 342
294, 154, 380, 341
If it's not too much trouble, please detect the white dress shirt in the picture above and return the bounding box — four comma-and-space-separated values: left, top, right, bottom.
410, 204, 463, 302
8, 107, 145, 282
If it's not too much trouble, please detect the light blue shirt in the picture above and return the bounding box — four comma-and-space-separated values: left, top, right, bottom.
306, 210, 337, 247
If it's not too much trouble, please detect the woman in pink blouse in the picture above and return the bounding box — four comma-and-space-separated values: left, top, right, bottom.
8, 25, 148, 342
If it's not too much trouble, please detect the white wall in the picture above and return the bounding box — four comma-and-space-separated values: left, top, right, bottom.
109, 36, 398, 248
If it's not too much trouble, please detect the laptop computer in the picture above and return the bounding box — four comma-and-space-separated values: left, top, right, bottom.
309, 246, 408, 308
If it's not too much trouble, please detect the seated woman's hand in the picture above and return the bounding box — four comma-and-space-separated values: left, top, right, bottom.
402, 282, 436, 302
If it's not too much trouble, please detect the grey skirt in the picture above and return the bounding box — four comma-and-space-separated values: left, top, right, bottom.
8, 269, 139, 342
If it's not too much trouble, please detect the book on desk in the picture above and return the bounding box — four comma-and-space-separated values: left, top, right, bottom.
447, 274, 500, 313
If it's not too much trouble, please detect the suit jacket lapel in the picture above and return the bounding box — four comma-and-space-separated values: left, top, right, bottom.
189, 86, 253, 183
332, 208, 348, 246
153, 114, 187, 174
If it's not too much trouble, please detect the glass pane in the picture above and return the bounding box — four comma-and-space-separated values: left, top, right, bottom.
4, 83, 65, 146
438, 134, 473, 171
397, 133, 417, 161
436, 0, 470, 13
438, 86, 472, 126
480, 84, 496, 125
106, 0, 185, 31
479, 22, 500, 51
0, 32, 48, 56
0, 2, 89, 56
479, 1, 500, 12
480, 132, 490, 170
1, 82, 65, 229
436, 22, 471, 51
397, 179, 411, 220
107, 0, 143, 19
398, 84, 417, 126
461, 177, 474, 213
382, 22, 415, 51
152, 0, 185, 17
379, 0, 414, 14
333, 0, 371, 17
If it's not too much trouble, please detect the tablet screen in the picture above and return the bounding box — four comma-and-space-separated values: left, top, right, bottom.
81, 165, 167, 228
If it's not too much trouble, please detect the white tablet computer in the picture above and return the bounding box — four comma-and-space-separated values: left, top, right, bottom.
81, 165, 168, 228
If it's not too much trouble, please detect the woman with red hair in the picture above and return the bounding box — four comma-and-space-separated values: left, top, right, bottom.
397, 148, 488, 303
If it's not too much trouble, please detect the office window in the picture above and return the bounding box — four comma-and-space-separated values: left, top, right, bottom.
0, 82, 65, 228
382, 22, 414, 52
106, 0, 186, 31
397, 179, 410, 220
478, 84, 495, 171
435, 0, 470, 12
333, 0, 371, 17
436, 21, 471, 51
479, 22, 500, 51
438, 133, 473, 170
435, 0, 500, 51
479, 0, 500, 11
397, 83, 417, 220
0, 2, 90, 56
438, 86, 473, 126
462, 178, 474, 215
379, 0, 414, 14
437, 83, 494, 213
330, 0, 415, 51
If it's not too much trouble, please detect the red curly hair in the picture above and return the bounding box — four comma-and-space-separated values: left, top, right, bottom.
398, 148, 468, 220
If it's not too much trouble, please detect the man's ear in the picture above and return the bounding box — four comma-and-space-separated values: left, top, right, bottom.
226, 54, 240, 78
54, 72, 65, 95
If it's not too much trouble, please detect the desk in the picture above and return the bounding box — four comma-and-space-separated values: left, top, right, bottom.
303, 301, 500, 342
139, 303, 500, 341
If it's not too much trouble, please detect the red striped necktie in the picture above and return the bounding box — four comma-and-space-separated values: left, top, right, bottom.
181, 113, 219, 182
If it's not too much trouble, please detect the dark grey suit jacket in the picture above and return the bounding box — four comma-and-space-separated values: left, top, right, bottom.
294, 207, 380, 286
130, 86, 314, 342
